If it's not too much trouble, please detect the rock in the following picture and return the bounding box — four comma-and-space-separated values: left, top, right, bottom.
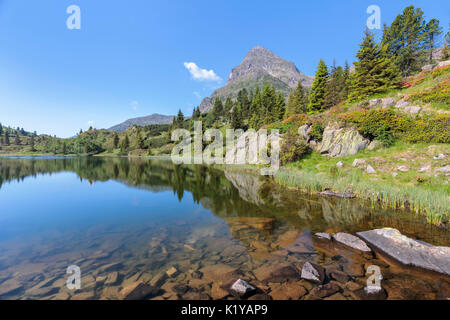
230, 279, 256, 298
248, 293, 272, 300
318, 189, 355, 199
98, 262, 122, 273
150, 272, 168, 288
433, 153, 447, 160
354, 287, 387, 300
381, 98, 395, 108
368, 140, 382, 150
396, 165, 410, 172
200, 264, 238, 282
166, 267, 179, 277
395, 100, 410, 108
352, 158, 366, 167
307, 282, 340, 299
300, 262, 325, 284
345, 281, 363, 291
392, 172, 398, 177
336, 161, 344, 168
418, 165, 431, 172
357, 228, 450, 276
366, 165, 376, 174
421, 64, 435, 71
298, 124, 311, 142
120, 282, 158, 300
71, 291, 95, 300
328, 270, 349, 283
105, 272, 119, 286
368, 99, 381, 108
436, 60, 450, 68
253, 264, 301, 283
404, 106, 422, 114
314, 233, 331, 240
436, 165, 450, 173
269, 282, 308, 300
319, 125, 368, 157
333, 232, 372, 253
211, 283, 229, 300
0, 279, 23, 297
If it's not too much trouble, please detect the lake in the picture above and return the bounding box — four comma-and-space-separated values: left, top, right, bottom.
0, 157, 448, 300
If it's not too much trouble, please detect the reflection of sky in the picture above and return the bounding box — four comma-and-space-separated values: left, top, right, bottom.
0, 172, 208, 242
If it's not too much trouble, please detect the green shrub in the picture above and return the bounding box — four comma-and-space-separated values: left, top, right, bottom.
280, 129, 311, 165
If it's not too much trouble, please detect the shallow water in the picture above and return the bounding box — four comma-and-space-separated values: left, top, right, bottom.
0, 157, 448, 300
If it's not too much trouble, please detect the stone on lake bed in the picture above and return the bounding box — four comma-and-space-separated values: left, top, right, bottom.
301, 262, 325, 284
230, 279, 256, 297
166, 267, 179, 277
333, 232, 372, 253
357, 228, 450, 276
120, 281, 158, 300
314, 232, 331, 240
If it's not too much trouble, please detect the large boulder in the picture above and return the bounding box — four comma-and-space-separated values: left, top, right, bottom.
319, 125, 368, 157
357, 228, 450, 276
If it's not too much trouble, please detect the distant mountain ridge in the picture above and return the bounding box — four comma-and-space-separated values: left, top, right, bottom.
199, 46, 313, 112
108, 114, 174, 132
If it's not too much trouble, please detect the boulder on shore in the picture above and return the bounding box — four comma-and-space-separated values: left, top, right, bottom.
319, 125, 368, 157
357, 228, 450, 276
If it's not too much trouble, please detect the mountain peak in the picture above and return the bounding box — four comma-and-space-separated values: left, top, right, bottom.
198, 47, 313, 113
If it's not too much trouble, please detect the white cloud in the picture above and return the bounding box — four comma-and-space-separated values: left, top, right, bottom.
184, 62, 221, 82
130, 100, 139, 110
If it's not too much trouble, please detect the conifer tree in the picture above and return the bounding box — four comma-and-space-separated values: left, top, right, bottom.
324, 61, 346, 109
30, 134, 36, 152
15, 134, 21, 145
212, 98, 224, 119
62, 141, 67, 155
136, 129, 144, 149
231, 105, 242, 129
424, 18, 442, 64
285, 81, 308, 118
308, 59, 328, 114
348, 29, 401, 102
121, 134, 130, 152
0, 123, 3, 136
249, 87, 262, 129
237, 89, 251, 119
224, 98, 233, 121
113, 132, 119, 148
5, 132, 10, 146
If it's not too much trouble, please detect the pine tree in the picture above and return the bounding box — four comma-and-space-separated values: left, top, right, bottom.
0, 123, 3, 136
113, 132, 119, 148
212, 98, 224, 119
4, 132, 9, 146
285, 81, 308, 118
175, 109, 184, 127
341, 61, 351, 101
121, 134, 129, 152
231, 105, 242, 129
224, 98, 233, 121
136, 129, 144, 149
382, 5, 428, 76
348, 29, 401, 102
424, 18, 442, 64
62, 141, 67, 155
249, 87, 262, 129
324, 61, 346, 109
308, 59, 328, 114
30, 134, 36, 152
237, 89, 251, 119
15, 134, 21, 145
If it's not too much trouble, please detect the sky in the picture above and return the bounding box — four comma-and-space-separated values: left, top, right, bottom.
0, 0, 449, 137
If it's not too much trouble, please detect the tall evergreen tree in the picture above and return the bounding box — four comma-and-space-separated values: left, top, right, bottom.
237, 89, 251, 119
30, 134, 36, 152
212, 98, 224, 119
62, 141, 67, 155
324, 61, 346, 109
382, 5, 428, 76
285, 81, 308, 118
249, 87, 262, 129
424, 18, 442, 64
121, 134, 130, 152
113, 132, 119, 148
0, 123, 3, 136
231, 105, 243, 130
136, 129, 144, 149
224, 98, 233, 121
308, 59, 328, 114
4, 132, 9, 146
15, 134, 21, 145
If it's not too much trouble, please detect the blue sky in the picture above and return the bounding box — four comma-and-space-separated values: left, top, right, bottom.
0, 0, 448, 137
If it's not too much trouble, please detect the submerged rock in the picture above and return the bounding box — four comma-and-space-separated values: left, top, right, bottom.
319, 125, 368, 157
357, 228, 450, 276
314, 232, 331, 240
318, 190, 355, 199
301, 262, 325, 284
230, 279, 256, 298
333, 232, 372, 253
120, 281, 158, 300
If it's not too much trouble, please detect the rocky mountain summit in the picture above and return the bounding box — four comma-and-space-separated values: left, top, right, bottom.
108, 114, 174, 132
199, 46, 313, 112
